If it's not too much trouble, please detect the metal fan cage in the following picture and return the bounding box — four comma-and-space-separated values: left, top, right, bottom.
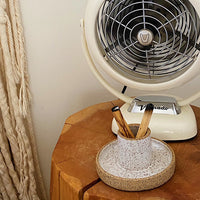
97, 0, 200, 81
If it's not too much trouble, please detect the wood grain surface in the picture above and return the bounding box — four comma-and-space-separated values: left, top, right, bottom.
50, 99, 200, 200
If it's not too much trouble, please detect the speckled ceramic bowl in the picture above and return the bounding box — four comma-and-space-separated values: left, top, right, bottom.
96, 128, 175, 191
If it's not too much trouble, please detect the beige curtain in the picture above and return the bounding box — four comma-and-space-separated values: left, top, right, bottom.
0, 0, 47, 199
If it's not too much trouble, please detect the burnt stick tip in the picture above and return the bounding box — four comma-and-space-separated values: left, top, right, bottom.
111, 106, 120, 112
145, 103, 154, 111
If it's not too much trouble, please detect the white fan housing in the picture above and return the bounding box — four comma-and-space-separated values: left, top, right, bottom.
81, 0, 200, 140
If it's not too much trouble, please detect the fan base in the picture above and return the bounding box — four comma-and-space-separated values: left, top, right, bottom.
112, 103, 197, 141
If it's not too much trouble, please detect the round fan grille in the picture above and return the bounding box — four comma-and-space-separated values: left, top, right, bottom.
97, 0, 200, 81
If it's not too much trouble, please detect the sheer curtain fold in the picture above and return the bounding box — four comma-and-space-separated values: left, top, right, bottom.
0, 0, 47, 199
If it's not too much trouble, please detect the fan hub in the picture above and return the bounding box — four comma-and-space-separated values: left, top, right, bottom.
137, 29, 154, 46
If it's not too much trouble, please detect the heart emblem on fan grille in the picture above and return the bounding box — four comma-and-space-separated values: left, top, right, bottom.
137, 29, 153, 46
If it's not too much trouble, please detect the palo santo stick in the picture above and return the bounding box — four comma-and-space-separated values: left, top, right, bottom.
112, 106, 127, 137
112, 106, 135, 138
136, 103, 154, 139
123, 117, 135, 139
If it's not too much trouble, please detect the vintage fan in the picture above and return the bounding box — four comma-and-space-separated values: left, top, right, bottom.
81, 0, 200, 140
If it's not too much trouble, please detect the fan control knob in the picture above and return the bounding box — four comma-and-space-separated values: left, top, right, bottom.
137, 29, 154, 46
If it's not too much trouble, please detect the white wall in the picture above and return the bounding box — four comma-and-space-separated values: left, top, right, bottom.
20, 0, 116, 196
20, 0, 200, 198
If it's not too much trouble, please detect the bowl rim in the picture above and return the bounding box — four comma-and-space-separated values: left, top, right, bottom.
96, 137, 175, 181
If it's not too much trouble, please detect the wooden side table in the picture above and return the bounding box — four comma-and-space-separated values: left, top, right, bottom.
50, 99, 200, 200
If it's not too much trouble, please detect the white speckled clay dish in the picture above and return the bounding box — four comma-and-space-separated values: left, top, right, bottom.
96, 138, 175, 191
